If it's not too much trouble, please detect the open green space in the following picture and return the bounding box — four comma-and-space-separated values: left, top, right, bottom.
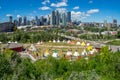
106, 40, 120, 45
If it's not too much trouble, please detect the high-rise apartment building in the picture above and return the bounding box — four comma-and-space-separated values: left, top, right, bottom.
51, 11, 56, 26
67, 12, 71, 23
113, 19, 117, 27
62, 13, 67, 26
9, 16, 13, 23
18, 17, 22, 26
23, 16, 27, 25
56, 10, 60, 26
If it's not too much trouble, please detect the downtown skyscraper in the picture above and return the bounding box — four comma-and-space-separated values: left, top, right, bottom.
67, 12, 71, 24
62, 13, 67, 26
51, 11, 56, 26
113, 19, 117, 27
18, 17, 22, 26
56, 10, 60, 26
50, 10, 71, 27
23, 16, 27, 25
9, 16, 13, 23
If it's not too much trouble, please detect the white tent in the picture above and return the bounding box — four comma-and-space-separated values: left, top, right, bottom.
29, 44, 37, 52
66, 50, 72, 56
67, 40, 71, 44
89, 50, 94, 55
57, 40, 60, 43
52, 52, 59, 58
15, 41, 17, 43
53, 40, 56, 43
37, 41, 40, 45
81, 49, 87, 56
8, 41, 11, 44
73, 51, 80, 57
89, 49, 97, 55
76, 42, 81, 45
86, 43, 90, 46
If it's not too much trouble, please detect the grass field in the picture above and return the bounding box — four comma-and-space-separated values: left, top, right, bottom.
106, 40, 120, 45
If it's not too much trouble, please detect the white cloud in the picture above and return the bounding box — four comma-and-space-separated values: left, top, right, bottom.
87, 9, 99, 14
81, 16, 87, 19
42, 0, 50, 5
51, 1, 67, 7
71, 11, 91, 21
71, 11, 82, 15
71, 11, 82, 21
73, 6, 79, 10
71, 9, 99, 21
86, 14, 91, 17
39, 6, 51, 10
89, 0, 93, 4
6, 14, 12, 17
56, 8, 67, 13
17, 15, 21, 18
28, 16, 35, 20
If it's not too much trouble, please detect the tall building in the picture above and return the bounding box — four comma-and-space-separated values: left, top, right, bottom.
35, 16, 38, 21
18, 17, 22, 26
56, 10, 60, 26
35, 16, 39, 26
113, 19, 117, 27
9, 16, 13, 23
14, 19, 18, 26
47, 15, 50, 25
51, 11, 56, 26
104, 20, 107, 27
67, 12, 71, 23
23, 16, 27, 25
62, 13, 67, 26
40, 16, 44, 25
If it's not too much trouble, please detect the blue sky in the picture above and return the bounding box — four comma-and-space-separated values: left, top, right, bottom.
0, 0, 120, 24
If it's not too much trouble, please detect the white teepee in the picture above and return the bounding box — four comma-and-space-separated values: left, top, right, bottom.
73, 51, 80, 57
53, 40, 56, 43
76, 42, 81, 45
29, 44, 37, 52
52, 52, 59, 58
66, 50, 72, 56
81, 49, 87, 56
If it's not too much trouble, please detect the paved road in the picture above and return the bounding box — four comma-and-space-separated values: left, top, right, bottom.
59, 34, 120, 52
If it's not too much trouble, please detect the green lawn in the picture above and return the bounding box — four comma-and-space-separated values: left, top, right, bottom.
106, 40, 120, 45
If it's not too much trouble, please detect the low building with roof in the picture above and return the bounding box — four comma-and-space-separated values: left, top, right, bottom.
3, 43, 23, 52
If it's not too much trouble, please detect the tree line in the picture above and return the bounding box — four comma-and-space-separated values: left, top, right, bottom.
0, 30, 65, 43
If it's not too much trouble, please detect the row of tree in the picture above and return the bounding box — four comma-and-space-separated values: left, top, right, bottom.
0, 46, 120, 80
0, 30, 65, 43
79, 34, 117, 41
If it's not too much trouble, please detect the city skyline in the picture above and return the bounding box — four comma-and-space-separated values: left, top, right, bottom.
0, 0, 120, 24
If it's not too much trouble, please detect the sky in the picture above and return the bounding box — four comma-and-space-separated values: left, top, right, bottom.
0, 0, 120, 24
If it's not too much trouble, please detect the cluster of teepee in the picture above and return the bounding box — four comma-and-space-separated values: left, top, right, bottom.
43, 47, 97, 60
27, 42, 97, 60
